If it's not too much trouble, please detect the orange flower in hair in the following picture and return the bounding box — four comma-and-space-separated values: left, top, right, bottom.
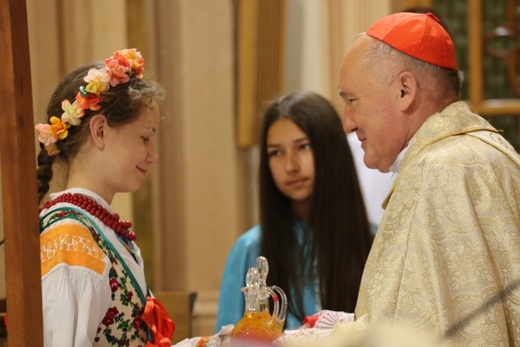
75, 93, 101, 111
49, 116, 70, 140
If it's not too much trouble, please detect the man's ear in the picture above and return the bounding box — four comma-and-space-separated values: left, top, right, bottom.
89, 114, 108, 149
397, 71, 417, 111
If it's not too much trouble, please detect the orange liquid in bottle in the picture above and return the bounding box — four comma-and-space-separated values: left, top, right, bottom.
230, 310, 279, 341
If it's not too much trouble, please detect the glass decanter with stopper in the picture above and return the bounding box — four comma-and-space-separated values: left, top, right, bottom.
230, 256, 287, 343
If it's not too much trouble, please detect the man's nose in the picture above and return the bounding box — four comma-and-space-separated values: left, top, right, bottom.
343, 113, 356, 133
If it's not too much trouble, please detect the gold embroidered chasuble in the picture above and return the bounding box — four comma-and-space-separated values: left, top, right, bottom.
352, 101, 520, 345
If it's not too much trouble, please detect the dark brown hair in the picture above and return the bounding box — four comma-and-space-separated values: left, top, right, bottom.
258, 91, 373, 322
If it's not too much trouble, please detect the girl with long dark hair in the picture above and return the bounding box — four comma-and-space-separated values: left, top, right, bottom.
216, 91, 373, 330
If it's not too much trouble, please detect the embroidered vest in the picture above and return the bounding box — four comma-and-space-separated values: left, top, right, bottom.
40, 208, 150, 346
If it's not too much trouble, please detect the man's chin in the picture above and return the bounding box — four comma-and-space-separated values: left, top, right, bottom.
363, 157, 390, 173
362, 156, 377, 170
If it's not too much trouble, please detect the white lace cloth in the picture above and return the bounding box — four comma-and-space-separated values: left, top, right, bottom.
171, 311, 354, 347
274, 310, 354, 345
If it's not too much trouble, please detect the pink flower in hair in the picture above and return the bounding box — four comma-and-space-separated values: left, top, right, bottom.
105, 52, 131, 87
35, 123, 57, 146
120, 48, 144, 77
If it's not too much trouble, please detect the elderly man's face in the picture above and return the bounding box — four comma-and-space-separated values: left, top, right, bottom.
338, 36, 411, 173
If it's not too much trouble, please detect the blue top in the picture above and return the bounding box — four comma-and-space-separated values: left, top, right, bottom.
215, 224, 321, 332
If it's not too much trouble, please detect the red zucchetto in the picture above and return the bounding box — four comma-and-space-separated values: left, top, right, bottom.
366, 12, 458, 70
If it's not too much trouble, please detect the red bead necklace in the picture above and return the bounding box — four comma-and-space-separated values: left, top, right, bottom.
43, 192, 137, 241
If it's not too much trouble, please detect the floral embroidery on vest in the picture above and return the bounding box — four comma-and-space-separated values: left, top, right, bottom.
94, 233, 147, 346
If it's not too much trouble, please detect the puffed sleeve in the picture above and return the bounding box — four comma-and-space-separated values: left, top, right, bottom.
41, 219, 112, 347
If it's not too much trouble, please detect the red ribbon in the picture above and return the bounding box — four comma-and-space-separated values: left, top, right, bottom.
142, 296, 176, 347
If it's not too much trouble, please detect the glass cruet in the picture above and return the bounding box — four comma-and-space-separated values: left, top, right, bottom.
230, 256, 287, 342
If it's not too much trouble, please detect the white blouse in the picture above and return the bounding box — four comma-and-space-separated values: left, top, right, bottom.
40, 188, 147, 347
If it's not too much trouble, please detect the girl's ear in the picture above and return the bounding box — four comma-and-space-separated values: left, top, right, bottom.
89, 114, 108, 149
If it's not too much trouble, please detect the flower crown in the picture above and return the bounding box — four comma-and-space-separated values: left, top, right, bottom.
35, 48, 145, 156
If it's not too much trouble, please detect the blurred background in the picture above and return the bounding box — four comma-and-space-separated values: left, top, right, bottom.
1, 0, 519, 339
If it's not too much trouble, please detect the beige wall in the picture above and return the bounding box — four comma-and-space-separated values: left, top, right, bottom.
0, 0, 393, 337
148, 1, 252, 334
285, 0, 392, 109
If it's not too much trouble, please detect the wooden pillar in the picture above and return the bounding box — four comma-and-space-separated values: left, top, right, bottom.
0, 0, 43, 345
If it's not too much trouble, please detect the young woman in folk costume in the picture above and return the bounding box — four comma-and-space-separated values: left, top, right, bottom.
36, 49, 175, 347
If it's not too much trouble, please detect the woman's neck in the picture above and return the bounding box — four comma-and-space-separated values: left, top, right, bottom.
291, 199, 310, 222
65, 177, 113, 205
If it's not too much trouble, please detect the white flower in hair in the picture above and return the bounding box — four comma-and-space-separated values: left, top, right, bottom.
61, 99, 84, 126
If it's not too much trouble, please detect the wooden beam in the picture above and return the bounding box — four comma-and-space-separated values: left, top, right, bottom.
236, 0, 260, 148
468, 99, 520, 116
236, 0, 286, 148
468, 0, 483, 104
0, 0, 43, 345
